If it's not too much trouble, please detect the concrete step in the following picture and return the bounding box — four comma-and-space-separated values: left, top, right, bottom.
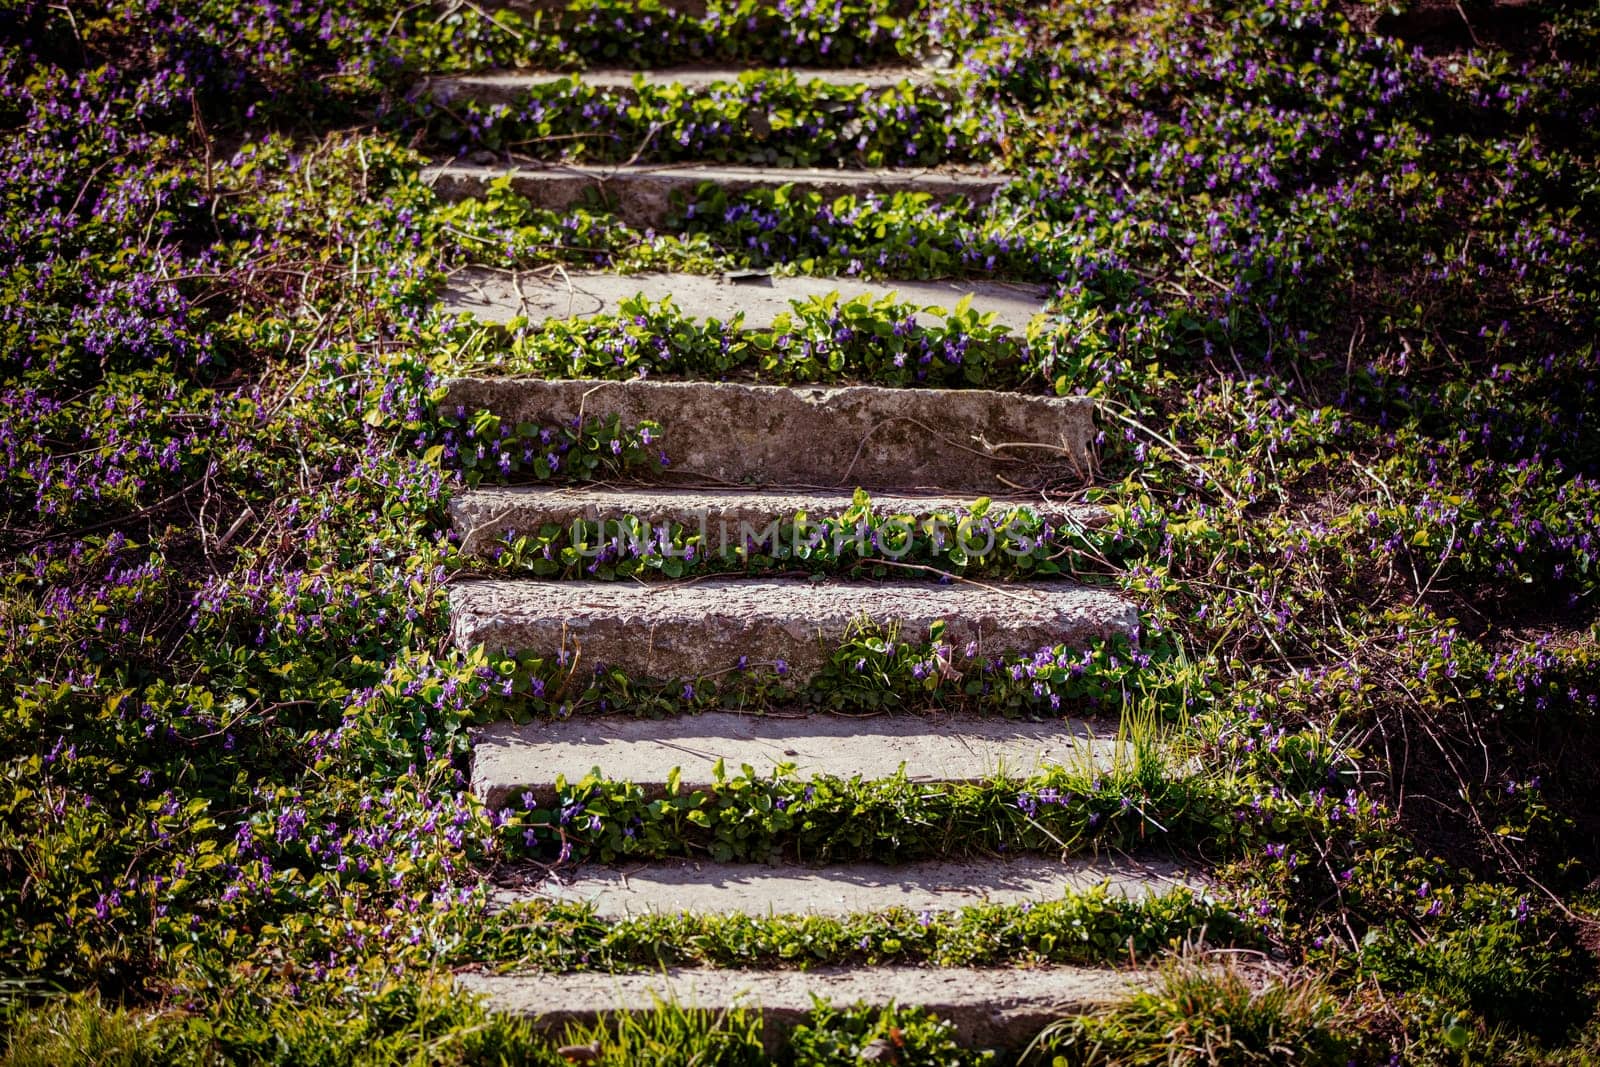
424, 162, 1006, 227
456, 965, 1140, 1047
440, 269, 1043, 332
494, 855, 1202, 917
440, 377, 1094, 492
471, 711, 1123, 807
451, 577, 1136, 690
423, 67, 940, 107
449, 486, 1105, 557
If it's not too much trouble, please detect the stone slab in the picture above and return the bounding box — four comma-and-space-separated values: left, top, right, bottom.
423, 163, 1006, 226
440, 269, 1044, 332
494, 856, 1204, 916
423, 67, 938, 107
449, 486, 1105, 556
450, 577, 1136, 685
440, 377, 1096, 492
471, 711, 1123, 807
456, 965, 1139, 1047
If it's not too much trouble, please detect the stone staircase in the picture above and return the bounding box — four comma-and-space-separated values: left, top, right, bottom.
424, 36, 1198, 1054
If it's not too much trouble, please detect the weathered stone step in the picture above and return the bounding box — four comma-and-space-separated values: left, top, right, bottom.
456, 965, 1139, 1047
451, 578, 1135, 690
441, 378, 1094, 492
441, 269, 1043, 331
450, 486, 1104, 556
424, 162, 1006, 227
423, 67, 940, 107
471, 711, 1123, 807
495, 855, 1202, 917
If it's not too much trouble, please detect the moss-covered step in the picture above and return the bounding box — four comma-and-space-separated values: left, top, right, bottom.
440, 377, 1094, 491
448, 486, 1104, 556
423, 162, 1006, 227
470, 710, 1125, 807
421, 66, 940, 107
440, 269, 1043, 331
456, 965, 1140, 1048
491, 855, 1203, 916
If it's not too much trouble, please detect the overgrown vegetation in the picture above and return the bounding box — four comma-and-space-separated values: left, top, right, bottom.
2, 0, 1599, 1061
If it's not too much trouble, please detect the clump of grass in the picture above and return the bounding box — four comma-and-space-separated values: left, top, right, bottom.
1025, 952, 1349, 1067
1, 994, 169, 1067
549, 997, 767, 1066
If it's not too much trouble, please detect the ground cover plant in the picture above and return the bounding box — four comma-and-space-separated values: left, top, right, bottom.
3, 0, 1600, 1062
